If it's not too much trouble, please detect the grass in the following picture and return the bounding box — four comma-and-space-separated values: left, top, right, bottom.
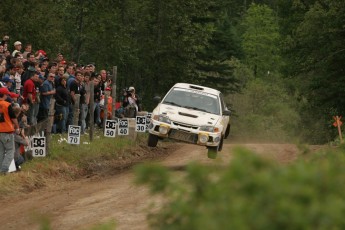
0, 129, 151, 198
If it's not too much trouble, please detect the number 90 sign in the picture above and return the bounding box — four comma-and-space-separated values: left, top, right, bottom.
32, 137, 46, 157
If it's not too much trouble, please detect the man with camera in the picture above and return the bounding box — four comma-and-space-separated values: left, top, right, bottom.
122, 86, 141, 118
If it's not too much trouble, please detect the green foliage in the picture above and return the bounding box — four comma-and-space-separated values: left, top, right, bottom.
136, 146, 345, 229
240, 3, 282, 78
229, 76, 300, 142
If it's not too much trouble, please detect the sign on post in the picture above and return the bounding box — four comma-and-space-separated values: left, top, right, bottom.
104, 119, 117, 137
118, 119, 129, 135
333, 116, 343, 143
32, 136, 46, 157
68, 125, 81, 144
146, 112, 152, 130
136, 116, 146, 132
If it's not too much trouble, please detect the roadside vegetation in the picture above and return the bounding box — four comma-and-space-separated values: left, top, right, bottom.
135, 144, 345, 229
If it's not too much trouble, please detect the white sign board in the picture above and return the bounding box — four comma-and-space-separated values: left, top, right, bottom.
136, 116, 146, 132
146, 113, 152, 130
68, 125, 81, 144
32, 136, 46, 157
104, 119, 117, 137
118, 119, 129, 135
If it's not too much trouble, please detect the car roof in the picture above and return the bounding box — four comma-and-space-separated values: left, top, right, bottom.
172, 83, 221, 95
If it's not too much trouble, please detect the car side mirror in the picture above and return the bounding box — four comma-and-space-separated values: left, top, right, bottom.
223, 110, 231, 116
153, 96, 161, 104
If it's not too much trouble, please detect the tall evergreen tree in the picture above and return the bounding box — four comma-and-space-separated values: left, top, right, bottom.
240, 3, 282, 78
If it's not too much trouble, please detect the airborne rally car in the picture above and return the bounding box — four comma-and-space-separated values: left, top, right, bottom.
147, 83, 231, 158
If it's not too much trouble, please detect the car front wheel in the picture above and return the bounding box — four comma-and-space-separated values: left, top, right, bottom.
148, 133, 159, 147
207, 136, 223, 159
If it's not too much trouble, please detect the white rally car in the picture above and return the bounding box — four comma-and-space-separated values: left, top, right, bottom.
147, 83, 231, 158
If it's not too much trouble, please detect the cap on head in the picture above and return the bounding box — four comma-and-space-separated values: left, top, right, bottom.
128, 86, 135, 91
0, 87, 10, 95
2, 76, 14, 83
9, 92, 19, 98
14, 41, 22, 46
37, 49, 47, 56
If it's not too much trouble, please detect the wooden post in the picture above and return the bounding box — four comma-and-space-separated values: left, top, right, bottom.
103, 91, 109, 129
111, 66, 117, 120
73, 94, 80, 125
89, 81, 94, 142
336, 116, 343, 143
45, 98, 55, 156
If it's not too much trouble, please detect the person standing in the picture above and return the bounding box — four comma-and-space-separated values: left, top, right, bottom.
12, 41, 22, 57
22, 43, 32, 61
99, 69, 108, 93
23, 71, 39, 125
37, 73, 56, 122
93, 77, 102, 127
54, 77, 70, 133
68, 71, 82, 127
0, 87, 20, 175
83, 72, 91, 131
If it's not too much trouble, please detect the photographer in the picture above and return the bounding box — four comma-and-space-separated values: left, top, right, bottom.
122, 86, 141, 118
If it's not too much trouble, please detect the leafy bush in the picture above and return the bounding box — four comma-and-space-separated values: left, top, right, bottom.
135, 146, 345, 229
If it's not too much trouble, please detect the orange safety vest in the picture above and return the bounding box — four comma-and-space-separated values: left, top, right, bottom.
0, 100, 15, 133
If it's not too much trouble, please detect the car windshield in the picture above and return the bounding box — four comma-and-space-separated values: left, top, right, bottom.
162, 87, 220, 115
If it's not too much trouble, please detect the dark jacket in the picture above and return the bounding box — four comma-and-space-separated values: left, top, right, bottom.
55, 85, 70, 106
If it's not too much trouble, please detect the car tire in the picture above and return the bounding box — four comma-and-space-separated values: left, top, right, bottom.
207, 148, 217, 159
207, 136, 223, 159
148, 133, 159, 147
224, 124, 230, 139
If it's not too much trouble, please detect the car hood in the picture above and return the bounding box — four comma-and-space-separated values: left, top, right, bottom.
155, 104, 221, 126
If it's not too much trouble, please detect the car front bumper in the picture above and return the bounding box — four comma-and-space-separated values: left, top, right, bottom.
148, 120, 221, 147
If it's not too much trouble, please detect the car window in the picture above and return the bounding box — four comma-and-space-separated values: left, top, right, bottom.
162, 88, 220, 115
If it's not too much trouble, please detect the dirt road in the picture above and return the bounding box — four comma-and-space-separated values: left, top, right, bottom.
0, 142, 308, 230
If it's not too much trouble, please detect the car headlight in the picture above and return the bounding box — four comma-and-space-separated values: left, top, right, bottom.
198, 133, 209, 144
153, 114, 171, 124
200, 125, 219, 133
159, 124, 170, 135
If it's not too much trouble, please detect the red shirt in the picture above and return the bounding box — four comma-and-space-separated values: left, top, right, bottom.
23, 79, 36, 104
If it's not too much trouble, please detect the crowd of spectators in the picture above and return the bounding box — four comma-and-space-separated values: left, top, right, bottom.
1, 35, 140, 174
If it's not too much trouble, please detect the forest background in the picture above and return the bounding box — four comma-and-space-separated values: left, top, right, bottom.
1, 0, 344, 144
